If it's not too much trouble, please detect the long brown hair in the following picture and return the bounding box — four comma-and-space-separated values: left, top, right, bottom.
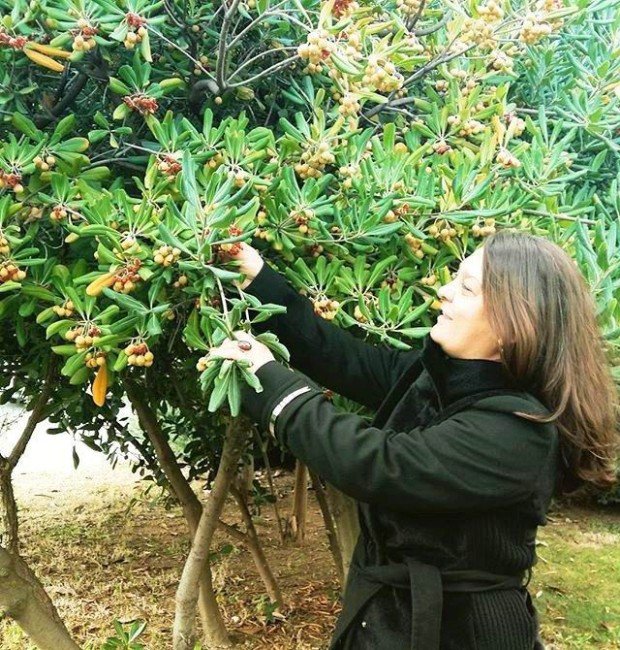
481, 229, 619, 495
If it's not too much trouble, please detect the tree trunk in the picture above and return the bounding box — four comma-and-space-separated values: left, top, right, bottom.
124, 380, 225, 646
291, 460, 308, 542
308, 470, 344, 586
229, 483, 283, 608
173, 415, 249, 650
0, 546, 81, 650
325, 484, 360, 589
0, 461, 19, 554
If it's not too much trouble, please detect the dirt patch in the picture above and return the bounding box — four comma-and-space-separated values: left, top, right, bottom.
3, 469, 342, 649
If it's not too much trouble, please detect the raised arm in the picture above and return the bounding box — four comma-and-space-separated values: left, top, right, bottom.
241, 257, 419, 411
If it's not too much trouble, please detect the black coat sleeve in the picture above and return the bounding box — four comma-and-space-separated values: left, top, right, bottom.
242, 261, 419, 410
241, 361, 558, 517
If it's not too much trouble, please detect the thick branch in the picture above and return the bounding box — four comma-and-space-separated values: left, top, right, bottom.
216, 0, 243, 92
230, 483, 283, 607
34, 72, 89, 128
308, 469, 344, 586
173, 416, 249, 650
0, 546, 81, 650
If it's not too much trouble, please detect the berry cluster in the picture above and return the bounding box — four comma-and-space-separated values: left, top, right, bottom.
380, 271, 399, 291
124, 12, 148, 50
338, 92, 361, 117
72, 18, 98, 51
306, 243, 325, 258
153, 245, 181, 267
53, 300, 75, 318
332, 0, 359, 18
456, 119, 486, 137
504, 113, 526, 137
85, 351, 106, 369
0, 234, 9, 256
65, 325, 101, 349
294, 141, 335, 179
0, 170, 24, 194
157, 154, 182, 178
0, 262, 26, 284
478, 1, 504, 21
173, 274, 188, 289
461, 18, 497, 50
404, 234, 426, 259
205, 151, 224, 170
496, 147, 521, 168
113, 259, 142, 293
217, 225, 244, 256
290, 208, 314, 234
353, 304, 369, 323
420, 274, 437, 286
396, 0, 423, 17
472, 218, 497, 237
489, 50, 514, 73
362, 56, 403, 93
311, 296, 340, 321
50, 205, 69, 222
432, 140, 452, 155
120, 234, 141, 252
124, 341, 154, 367
338, 163, 361, 189
24, 205, 43, 222
34, 154, 57, 172
428, 222, 462, 243
297, 30, 334, 73
519, 14, 552, 44
123, 94, 158, 116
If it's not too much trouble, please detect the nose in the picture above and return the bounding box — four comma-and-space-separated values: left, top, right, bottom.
436, 280, 453, 303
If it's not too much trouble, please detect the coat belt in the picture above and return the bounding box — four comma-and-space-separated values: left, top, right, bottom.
329, 555, 528, 650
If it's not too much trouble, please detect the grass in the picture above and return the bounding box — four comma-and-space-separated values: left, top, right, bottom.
0, 478, 618, 649
529, 504, 620, 649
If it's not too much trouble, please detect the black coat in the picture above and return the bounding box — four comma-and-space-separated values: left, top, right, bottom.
240, 261, 561, 650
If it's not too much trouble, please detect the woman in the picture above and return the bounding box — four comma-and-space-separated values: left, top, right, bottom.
209, 229, 618, 650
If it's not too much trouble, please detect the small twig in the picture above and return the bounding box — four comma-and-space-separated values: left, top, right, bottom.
228, 46, 299, 82
214, 274, 231, 329
406, 0, 427, 31
414, 15, 449, 36
227, 1, 291, 50
163, 0, 185, 30
148, 25, 216, 81
228, 54, 300, 88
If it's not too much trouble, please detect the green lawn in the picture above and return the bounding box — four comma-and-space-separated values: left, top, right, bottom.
530, 503, 620, 649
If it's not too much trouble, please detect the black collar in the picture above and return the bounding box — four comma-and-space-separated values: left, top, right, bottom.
421, 335, 521, 407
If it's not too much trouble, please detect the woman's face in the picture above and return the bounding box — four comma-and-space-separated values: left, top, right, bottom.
430, 246, 502, 361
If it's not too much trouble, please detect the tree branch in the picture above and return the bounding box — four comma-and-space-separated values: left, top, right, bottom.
227, 54, 300, 88
216, 0, 243, 92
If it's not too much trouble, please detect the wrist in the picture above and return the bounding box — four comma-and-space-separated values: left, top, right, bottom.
241, 260, 264, 290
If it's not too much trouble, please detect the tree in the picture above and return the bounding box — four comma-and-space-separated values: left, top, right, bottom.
1, 0, 618, 647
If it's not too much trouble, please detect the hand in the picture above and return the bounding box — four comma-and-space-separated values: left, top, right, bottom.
219, 242, 264, 290
207, 330, 275, 374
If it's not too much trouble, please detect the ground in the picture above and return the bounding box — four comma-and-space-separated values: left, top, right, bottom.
0, 423, 619, 649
